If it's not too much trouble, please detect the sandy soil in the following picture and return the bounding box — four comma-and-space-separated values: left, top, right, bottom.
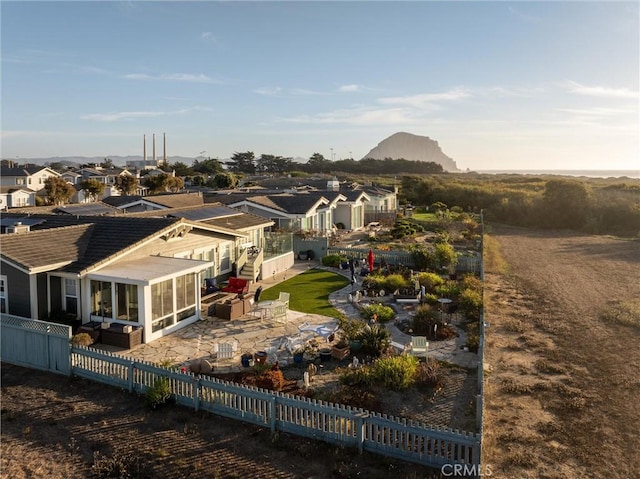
482, 225, 640, 479
1, 363, 444, 479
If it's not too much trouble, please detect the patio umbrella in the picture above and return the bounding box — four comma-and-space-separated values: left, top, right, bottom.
367, 249, 374, 272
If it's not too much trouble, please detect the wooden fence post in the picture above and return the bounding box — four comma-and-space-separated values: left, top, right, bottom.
269, 395, 277, 433
194, 377, 201, 412
128, 362, 135, 393
355, 411, 369, 453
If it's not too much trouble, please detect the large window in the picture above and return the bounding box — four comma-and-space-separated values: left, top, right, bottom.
193, 248, 215, 279
90, 281, 112, 318
116, 283, 138, 322
64, 278, 78, 315
175, 274, 196, 322
220, 243, 231, 272
151, 279, 174, 332
0, 276, 7, 313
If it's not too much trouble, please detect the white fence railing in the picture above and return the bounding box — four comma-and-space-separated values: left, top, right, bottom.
70, 346, 480, 468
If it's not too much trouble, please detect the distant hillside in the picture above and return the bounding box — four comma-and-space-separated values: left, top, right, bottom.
6, 156, 197, 168
363, 132, 458, 171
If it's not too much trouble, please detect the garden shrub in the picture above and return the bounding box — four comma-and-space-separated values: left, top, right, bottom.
422, 293, 439, 305
465, 321, 480, 353
254, 369, 285, 391
359, 324, 391, 357
415, 358, 445, 390
322, 254, 347, 268
412, 304, 457, 340
360, 303, 395, 323
145, 378, 171, 409
412, 305, 439, 336
383, 274, 409, 292
435, 281, 460, 299
460, 273, 483, 294
70, 332, 93, 347
370, 355, 419, 390
363, 274, 385, 291
417, 272, 445, 293
459, 288, 482, 320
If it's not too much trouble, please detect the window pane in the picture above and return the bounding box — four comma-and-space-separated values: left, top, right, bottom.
116, 283, 138, 322
64, 278, 77, 297
90, 280, 112, 317
65, 297, 78, 315
176, 275, 186, 310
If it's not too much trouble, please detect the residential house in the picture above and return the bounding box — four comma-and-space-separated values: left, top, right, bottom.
0, 187, 37, 209
359, 185, 398, 214
102, 192, 204, 212
74, 166, 136, 201
0, 214, 251, 343
0, 166, 60, 192
124, 203, 286, 282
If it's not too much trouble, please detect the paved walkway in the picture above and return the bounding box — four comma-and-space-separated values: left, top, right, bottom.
99, 262, 478, 371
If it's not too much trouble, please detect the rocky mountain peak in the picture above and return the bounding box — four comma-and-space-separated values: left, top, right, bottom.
363, 132, 458, 171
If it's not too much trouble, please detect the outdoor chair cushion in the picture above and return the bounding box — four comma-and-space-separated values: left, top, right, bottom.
222, 277, 249, 294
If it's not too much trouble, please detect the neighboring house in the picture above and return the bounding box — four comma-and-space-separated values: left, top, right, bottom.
0, 214, 250, 343
53, 203, 119, 216
0, 187, 37, 209
60, 171, 82, 185
74, 167, 136, 201
102, 192, 204, 212
0, 166, 60, 192
222, 193, 334, 232
332, 190, 370, 231
216, 190, 369, 232
359, 185, 398, 214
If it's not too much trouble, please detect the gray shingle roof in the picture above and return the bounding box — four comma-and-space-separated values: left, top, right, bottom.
0, 214, 180, 273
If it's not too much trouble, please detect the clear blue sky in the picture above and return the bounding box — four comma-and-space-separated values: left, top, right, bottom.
2, 1, 638, 171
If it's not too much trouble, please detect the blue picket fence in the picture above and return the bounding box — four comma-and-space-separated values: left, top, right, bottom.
327, 247, 481, 273
0, 314, 71, 375
70, 346, 480, 468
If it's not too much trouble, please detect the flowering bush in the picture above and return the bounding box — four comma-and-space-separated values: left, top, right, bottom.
360, 303, 395, 323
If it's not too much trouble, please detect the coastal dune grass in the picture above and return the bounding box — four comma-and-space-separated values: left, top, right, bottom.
260, 269, 349, 318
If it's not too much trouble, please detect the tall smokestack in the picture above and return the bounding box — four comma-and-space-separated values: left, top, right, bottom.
153, 133, 157, 164
163, 132, 167, 165
143, 134, 147, 162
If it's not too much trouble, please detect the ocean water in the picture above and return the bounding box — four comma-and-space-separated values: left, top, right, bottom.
473, 169, 639, 179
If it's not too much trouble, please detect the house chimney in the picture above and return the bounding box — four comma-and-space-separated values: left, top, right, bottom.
143, 134, 147, 162
153, 133, 157, 163
163, 132, 167, 165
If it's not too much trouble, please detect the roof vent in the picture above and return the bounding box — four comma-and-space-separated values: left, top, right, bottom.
7, 222, 30, 234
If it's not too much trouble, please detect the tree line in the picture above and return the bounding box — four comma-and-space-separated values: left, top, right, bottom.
400, 174, 640, 237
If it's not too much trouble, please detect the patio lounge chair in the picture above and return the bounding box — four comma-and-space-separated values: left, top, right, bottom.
410, 336, 428, 359
271, 303, 288, 324
278, 292, 290, 307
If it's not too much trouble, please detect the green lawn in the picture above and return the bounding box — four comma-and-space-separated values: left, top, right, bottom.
260, 269, 350, 318
410, 211, 438, 222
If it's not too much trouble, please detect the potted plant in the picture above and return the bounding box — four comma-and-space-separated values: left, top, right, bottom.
292, 347, 306, 364
241, 353, 253, 367
331, 337, 350, 360
319, 347, 332, 363
341, 319, 366, 353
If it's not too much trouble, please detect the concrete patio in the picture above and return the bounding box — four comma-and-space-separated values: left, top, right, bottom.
97, 261, 478, 372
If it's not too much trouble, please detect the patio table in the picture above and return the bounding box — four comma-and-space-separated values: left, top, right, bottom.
256, 300, 285, 320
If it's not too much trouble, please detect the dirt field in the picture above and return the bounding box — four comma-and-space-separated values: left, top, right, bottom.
482, 225, 640, 479
1, 363, 446, 479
